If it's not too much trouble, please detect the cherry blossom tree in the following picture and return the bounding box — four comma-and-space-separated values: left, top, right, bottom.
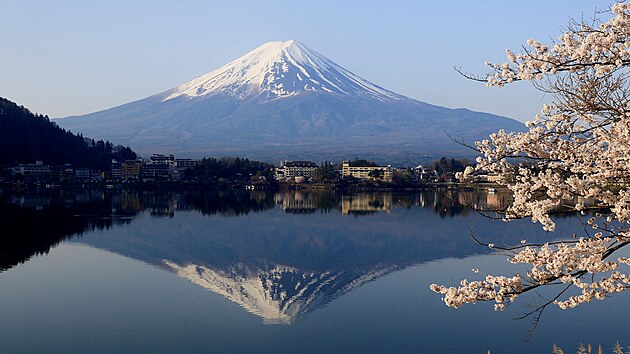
431, 2, 630, 316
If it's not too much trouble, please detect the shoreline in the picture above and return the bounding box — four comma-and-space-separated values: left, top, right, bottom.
0, 180, 507, 193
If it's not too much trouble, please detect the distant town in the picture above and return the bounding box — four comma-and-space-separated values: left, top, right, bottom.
0, 153, 501, 190
0, 96, 500, 191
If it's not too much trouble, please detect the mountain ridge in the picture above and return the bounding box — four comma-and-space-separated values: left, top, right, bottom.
57, 40, 525, 164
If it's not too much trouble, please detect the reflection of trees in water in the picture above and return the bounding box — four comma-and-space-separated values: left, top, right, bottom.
0, 190, 134, 271
388, 191, 470, 218
0, 188, 286, 271
417, 190, 513, 219
184, 190, 276, 217
273, 190, 474, 216
0, 188, 515, 271
0, 187, 546, 323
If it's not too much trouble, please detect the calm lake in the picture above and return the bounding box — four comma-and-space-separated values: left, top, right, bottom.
1, 189, 628, 353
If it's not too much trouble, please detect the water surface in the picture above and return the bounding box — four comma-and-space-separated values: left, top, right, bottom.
1, 189, 627, 353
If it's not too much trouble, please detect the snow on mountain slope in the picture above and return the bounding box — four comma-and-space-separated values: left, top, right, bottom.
163, 40, 404, 102
57, 39, 525, 162
164, 260, 396, 324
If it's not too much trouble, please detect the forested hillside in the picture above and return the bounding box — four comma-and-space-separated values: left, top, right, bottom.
0, 97, 136, 169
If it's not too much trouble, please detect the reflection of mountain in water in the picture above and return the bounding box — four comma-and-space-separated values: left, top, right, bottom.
165, 261, 396, 324
0, 188, 523, 323
0, 188, 514, 272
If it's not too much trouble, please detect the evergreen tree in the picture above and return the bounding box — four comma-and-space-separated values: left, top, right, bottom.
0, 97, 136, 169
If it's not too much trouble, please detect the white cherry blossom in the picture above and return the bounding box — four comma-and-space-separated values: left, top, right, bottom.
432, 2, 630, 314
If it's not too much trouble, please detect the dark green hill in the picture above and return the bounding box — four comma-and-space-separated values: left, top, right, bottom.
0, 97, 135, 169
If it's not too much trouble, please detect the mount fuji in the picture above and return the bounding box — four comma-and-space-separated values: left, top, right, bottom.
57, 40, 523, 163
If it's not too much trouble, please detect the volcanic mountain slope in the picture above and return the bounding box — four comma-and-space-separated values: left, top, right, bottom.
57, 40, 523, 163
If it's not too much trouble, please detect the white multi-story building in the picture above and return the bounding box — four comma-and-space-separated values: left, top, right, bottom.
275, 160, 318, 181
341, 161, 392, 182
12, 161, 51, 179
173, 158, 200, 179
148, 154, 175, 165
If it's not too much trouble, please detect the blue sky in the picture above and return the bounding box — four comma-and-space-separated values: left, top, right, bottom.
0, 0, 607, 121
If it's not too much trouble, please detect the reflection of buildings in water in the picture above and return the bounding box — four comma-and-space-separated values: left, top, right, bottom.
454, 190, 512, 212
119, 192, 142, 212
8, 190, 108, 210
149, 207, 175, 217
164, 260, 396, 325
486, 192, 512, 211
4, 189, 520, 220
147, 196, 177, 217
171, 194, 195, 212
417, 193, 426, 208
416, 191, 450, 209
10, 195, 51, 210
274, 191, 319, 213
141, 192, 178, 217
116, 192, 188, 216
341, 193, 392, 215
457, 191, 485, 211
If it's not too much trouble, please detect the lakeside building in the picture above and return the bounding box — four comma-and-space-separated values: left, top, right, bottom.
11, 161, 51, 179
485, 174, 501, 183
148, 154, 175, 165
54, 164, 75, 182
412, 165, 438, 182
174, 159, 199, 170
174, 159, 200, 179
467, 172, 501, 183
2, 153, 201, 184
140, 163, 171, 181
121, 160, 143, 180
111, 160, 122, 179
142, 154, 200, 181
121, 155, 196, 182
143, 154, 174, 181
75, 167, 91, 180
275, 160, 318, 181
6, 162, 106, 183
341, 161, 393, 182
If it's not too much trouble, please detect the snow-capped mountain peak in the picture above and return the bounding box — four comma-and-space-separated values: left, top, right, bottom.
58, 39, 524, 161
163, 39, 404, 102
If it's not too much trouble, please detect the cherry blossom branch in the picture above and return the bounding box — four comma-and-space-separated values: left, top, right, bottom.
432, 2, 630, 316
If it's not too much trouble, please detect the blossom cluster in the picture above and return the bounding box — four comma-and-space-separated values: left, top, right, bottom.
434, 2, 630, 312
431, 237, 630, 311
485, 3, 630, 87
430, 275, 523, 311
